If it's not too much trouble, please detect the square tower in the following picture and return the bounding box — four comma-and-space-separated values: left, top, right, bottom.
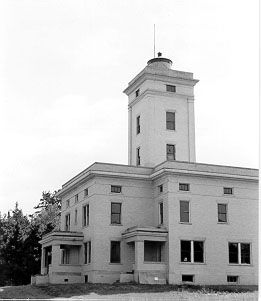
124, 54, 199, 167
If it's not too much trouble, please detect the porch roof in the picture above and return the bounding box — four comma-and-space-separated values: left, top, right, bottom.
39, 231, 84, 247
122, 226, 168, 243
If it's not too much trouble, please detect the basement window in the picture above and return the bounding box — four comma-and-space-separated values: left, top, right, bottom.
227, 276, 239, 283
182, 275, 194, 283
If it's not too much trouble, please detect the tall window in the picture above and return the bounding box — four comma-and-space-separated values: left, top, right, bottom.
83, 204, 89, 227
84, 188, 88, 197
159, 202, 163, 225
181, 240, 204, 263
74, 209, 78, 225
84, 241, 91, 264
61, 247, 70, 264
218, 204, 227, 223
136, 116, 140, 134
65, 214, 70, 231
66, 199, 70, 208
136, 147, 141, 166
180, 201, 190, 223
110, 241, 121, 263
166, 85, 176, 92
166, 144, 175, 160
135, 89, 140, 97
166, 112, 175, 130
111, 202, 121, 224
229, 242, 250, 264
75, 194, 78, 203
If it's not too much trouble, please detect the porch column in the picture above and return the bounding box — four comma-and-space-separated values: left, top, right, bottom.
134, 240, 144, 282
41, 247, 46, 275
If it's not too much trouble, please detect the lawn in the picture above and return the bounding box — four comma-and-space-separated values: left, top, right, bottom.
0, 283, 258, 300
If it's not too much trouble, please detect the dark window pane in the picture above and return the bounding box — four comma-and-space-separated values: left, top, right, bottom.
166, 112, 175, 130
229, 243, 239, 264
194, 241, 204, 263
181, 240, 191, 262
180, 201, 189, 223
227, 276, 238, 283
159, 202, 163, 224
84, 243, 87, 264
111, 185, 122, 193
111, 213, 121, 224
144, 241, 162, 262
182, 275, 194, 282
179, 183, 190, 191
110, 241, 120, 263
137, 116, 140, 134
167, 144, 175, 160
111, 203, 121, 214
111, 203, 121, 224
166, 85, 176, 92
224, 187, 233, 194
88, 241, 91, 263
241, 243, 250, 264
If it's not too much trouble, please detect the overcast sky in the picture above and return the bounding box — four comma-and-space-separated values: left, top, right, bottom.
0, 0, 259, 215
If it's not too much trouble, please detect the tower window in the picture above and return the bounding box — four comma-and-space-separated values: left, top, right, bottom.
136, 116, 140, 134
166, 112, 175, 130
166, 144, 176, 160
166, 85, 176, 92
135, 89, 140, 97
136, 147, 141, 166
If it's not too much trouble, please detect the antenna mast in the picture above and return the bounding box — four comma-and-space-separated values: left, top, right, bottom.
153, 24, 156, 58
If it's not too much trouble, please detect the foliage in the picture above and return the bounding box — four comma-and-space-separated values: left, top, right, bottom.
0, 191, 61, 285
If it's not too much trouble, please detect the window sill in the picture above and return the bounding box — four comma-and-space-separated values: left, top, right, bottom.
217, 222, 229, 225
59, 264, 81, 266
228, 264, 252, 267
109, 263, 122, 265
109, 192, 123, 195
166, 129, 176, 132
83, 263, 91, 265
144, 261, 166, 264
179, 222, 192, 225
82, 225, 90, 228
180, 262, 206, 265
110, 223, 123, 226
178, 191, 190, 193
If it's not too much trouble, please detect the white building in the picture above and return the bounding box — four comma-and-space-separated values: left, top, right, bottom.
34, 53, 258, 286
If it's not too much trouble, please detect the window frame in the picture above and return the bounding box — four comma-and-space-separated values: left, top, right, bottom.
83, 204, 89, 227
166, 111, 175, 131
179, 183, 190, 192
223, 187, 233, 195
166, 144, 176, 161
84, 241, 91, 264
136, 147, 141, 166
84, 188, 88, 197
110, 241, 121, 263
179, 200, 190, 223
166, 84, 176, 93
111, 202, 122, 225
217, 203, 228, 223
228, 242, 251, 265
227, 275, 239, 284
180, 240, 205, 264
159, 202, 163, 225
182, 274, 194, 283
158, 184, 163, 194
111, 185, 122, 193
65, 213, 70, 231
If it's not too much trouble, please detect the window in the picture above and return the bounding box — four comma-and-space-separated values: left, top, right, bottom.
166, 84, 176, 92
135, 89, 140, 97
61, 248, 70, 264
224, 187, 233, 195
182, 275, 194, 283
229, 242, 250, 264
159, 202, 163, 225
111, 185, 122, 193
218, 204, 227, 223
166, 112, 175, 130
84, 188, 88, 197
136, 116, 140, 134
66, 199, 70, 208
158, 184, 163, 193
75, 194, 78, 203
84, 241, 91, 264
227, 276, 239, 283
65, 214, 70, 231
144, 241, 162, 262
179, 183, 190, 191
180, 201, 190, 223
83, 204, 89, 227
74, 209, 78, 225
111, 202, 121, 224
110, 241, 121, 263
181, 240, 204, 263
136, 147, 141, 166
166, 144, 175, 160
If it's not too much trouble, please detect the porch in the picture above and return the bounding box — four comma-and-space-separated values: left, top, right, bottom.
122, 226, 168, 284
33, 231, 84, 284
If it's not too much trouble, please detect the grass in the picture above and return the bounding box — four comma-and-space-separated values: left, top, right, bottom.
0, 283, 258, 300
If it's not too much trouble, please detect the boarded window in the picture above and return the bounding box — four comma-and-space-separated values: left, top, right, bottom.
166, 144, 176, 160
166, 112, 175, 130
110, 241, 120, 263
218, 204, 227, 222
180, 201, 189, 223
111, 202, 121, 224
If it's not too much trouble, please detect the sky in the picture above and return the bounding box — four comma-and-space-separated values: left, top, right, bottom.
0, 0, 259, 215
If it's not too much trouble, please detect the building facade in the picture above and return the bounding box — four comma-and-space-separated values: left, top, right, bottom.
34, 54, 258, 286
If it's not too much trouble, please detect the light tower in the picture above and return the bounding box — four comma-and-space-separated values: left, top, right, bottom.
123, 53, 199, 167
